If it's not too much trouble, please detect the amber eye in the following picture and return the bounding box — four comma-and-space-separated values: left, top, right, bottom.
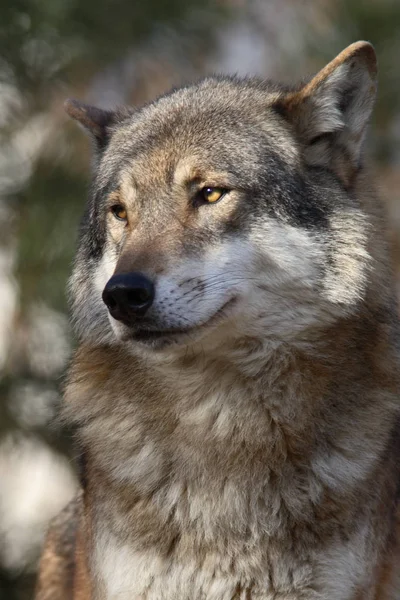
111, 204, 127, 221
200, 187, 227, 204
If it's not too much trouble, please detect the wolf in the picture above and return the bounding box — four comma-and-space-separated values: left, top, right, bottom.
35, 41, 400, 600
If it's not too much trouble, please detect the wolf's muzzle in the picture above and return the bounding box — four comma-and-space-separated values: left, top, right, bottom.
102, 272, 155, 324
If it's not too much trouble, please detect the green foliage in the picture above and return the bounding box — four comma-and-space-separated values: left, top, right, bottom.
17, 163, 85, 311
0, 0, 228, 94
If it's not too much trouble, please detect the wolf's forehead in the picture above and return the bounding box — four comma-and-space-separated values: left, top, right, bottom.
98, 81, 299, 191
114, 80, 287, 148
115, 152, 238, 200
113, 118, 291, 182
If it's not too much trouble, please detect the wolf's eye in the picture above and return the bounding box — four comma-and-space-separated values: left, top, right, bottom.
111, 205, 127, 221
200, 187, 227, 204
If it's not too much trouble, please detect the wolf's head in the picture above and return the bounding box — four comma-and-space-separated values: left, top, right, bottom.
67, 42, 381, 353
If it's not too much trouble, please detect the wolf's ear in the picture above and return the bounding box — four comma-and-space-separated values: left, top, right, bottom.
276, 42, 377, 181
64, 99, 117, 149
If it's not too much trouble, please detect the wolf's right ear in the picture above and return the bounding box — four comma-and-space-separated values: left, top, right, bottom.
64, 99, 117, 149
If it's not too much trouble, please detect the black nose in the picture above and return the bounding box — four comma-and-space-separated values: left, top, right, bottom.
102, 273, 155, 322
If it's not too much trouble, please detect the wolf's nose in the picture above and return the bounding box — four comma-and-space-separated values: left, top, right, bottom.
102, 273, 155, 322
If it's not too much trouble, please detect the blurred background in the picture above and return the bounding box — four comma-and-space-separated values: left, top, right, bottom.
1, 0, 400, 597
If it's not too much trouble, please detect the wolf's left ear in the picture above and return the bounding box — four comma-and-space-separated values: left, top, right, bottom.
64, 99, 118, 149
276, 42, 377, 180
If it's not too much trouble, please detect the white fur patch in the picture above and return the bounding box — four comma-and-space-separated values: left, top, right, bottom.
94, 532, 242, 600
323, 208, 370, 305
249, 220, 323, 284
92, 245, 127, 338
94, 531, 314, 600
95, 526, 369, 599
315, 523, 373, 600
93, 245, 118, 297
94, 533, 163, 599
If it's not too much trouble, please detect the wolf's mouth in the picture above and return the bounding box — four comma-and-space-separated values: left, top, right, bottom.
123, 297, 237, 346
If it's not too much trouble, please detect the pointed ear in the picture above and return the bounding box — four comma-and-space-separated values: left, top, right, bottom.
64, 99, 117, 149
276, 42, 377, 182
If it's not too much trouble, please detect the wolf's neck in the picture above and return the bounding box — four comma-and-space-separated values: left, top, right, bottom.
67, 336, 333, 492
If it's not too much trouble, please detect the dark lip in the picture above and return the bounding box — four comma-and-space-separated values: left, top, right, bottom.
124, 297, 237, 345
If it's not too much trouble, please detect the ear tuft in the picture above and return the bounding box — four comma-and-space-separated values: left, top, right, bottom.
276, 42, 377, 178
64, 99, 117, 148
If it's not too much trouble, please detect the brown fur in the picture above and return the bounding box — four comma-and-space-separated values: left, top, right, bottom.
35, 496, 83, 600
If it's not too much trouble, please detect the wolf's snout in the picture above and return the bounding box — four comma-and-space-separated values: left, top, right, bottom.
102, 273, 155, 323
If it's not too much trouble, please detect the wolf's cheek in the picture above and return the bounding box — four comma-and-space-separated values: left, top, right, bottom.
93, 245, 119, 298
249, 221, 324, 289
68, 255, 118, 345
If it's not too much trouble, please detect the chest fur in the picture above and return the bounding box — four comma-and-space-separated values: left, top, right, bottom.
66, 346, 392, 600
91, 524, 375, 600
